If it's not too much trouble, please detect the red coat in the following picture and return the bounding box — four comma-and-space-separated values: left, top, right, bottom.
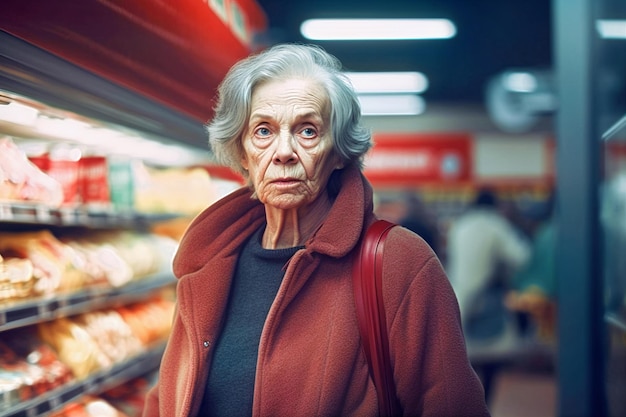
143, 165, 490, 417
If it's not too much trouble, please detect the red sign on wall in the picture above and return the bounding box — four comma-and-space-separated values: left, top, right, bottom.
363, 133, 472, 186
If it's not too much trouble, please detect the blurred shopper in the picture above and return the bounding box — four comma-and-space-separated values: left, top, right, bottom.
506, 192, 558, 341
143, 44, 489, 417
446, 188, 531, 346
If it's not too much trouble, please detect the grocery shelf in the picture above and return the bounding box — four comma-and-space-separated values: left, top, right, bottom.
0, 272, 175, 332
0, 201, 180, 229
0, 341, 166, 417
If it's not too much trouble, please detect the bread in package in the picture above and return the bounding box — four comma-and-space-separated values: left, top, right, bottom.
0, 230, 89, 295
0, 254, 36, 301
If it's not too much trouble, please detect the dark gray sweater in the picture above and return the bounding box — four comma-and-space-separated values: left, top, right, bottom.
200, 226, 302, 417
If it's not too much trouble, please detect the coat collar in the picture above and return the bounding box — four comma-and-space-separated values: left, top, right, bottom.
172, 164, 374, 278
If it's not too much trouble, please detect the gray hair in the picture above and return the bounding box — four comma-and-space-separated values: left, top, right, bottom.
206, 43, 372, 178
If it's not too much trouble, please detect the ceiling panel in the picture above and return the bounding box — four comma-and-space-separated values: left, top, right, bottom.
255, 0, 552, 106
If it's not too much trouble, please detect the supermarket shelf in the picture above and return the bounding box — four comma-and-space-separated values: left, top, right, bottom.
0, 201, 180, 229
0, 341, 166, 417
0, 272, 175, 332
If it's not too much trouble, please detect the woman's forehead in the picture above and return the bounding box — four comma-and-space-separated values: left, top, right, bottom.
250, 78, 330, 118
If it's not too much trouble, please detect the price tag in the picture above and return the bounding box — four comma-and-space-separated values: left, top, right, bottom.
49, 395, 62, 410
38, 302, 53, 319
35, 205, 51, 222
0, 203, 13, 220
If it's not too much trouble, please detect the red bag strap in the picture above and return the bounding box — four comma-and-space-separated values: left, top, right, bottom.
352, 219, 401, 417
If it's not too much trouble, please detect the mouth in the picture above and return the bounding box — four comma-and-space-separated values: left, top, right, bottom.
271, 177, 301, 187
272, 177, 299, 183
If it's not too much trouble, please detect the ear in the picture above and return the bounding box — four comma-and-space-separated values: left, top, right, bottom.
241, 155, 249, 171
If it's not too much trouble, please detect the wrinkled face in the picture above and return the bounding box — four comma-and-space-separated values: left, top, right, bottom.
241, 77, 343, 210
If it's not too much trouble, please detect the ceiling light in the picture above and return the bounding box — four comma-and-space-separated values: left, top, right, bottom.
597, 19, 626, 39
358, 94, 425, 116
300, 18, 456, 41
344, 72, 428, 94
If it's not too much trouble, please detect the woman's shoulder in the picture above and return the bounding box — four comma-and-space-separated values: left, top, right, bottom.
381, 224, 455, 313
383, 224, 444, 280
389, 223, 437, 255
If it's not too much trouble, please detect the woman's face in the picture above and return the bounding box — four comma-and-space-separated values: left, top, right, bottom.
241, 77, 343, 210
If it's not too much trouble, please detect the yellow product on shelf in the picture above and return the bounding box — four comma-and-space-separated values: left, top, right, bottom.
0, 255, 36, 302
38, 317, 109, 379
133, 165, 219, 215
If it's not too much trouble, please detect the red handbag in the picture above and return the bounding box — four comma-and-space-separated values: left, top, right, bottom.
352, 219, 402, 416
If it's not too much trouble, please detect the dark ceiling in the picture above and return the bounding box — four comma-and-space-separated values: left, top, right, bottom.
255, 0, 552, 106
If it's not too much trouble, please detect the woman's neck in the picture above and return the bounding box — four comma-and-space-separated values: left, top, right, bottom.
262, 192, 333, 249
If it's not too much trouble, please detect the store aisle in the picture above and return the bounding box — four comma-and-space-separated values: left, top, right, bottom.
489, 367, 557, 417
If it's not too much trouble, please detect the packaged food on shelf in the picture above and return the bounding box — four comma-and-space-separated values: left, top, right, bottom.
0, 136, 64, 207
34, 143, 83, 207
50, 395, 130, 417
60, 238, 131, 288
71, 310, 144, 364
133, 164, 219, 215
38, 316, 111, 379
101, 372, 157, 417
107, 155, 136, 213
29, 143, 116, 211
0, 327, 73, 411
41, 296, 173, 376
78, 153, 111, 210
0, 255, 35, 302
74, 231, 173, 282
0, 230, 90, 295
0, 292, 173, 414
116, 295, 175, 346
0, 229, 177, 299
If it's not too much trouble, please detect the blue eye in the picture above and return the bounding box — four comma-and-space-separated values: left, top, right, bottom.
256, 127, 271, 137
301, 127, 317, 138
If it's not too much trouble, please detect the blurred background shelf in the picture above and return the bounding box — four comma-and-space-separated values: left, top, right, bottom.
0, 271, 175, 332
1, 342, 166, 417
0, 201, 182, 229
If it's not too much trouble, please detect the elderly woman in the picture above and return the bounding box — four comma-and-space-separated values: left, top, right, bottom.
143, 44, 489, 417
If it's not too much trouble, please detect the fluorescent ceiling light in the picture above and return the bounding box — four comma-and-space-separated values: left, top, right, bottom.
597, 19, 626, 39
358, 94, 425, 116
345, 71, 428, 94
301, 18, 456, 41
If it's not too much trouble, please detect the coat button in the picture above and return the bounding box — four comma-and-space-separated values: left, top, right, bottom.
203, 340, 210, 348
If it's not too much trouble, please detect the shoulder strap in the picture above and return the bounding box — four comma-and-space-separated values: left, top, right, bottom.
352, 219, 401, 417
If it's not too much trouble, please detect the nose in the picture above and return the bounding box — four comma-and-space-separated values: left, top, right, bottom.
273, 130, 298, 164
